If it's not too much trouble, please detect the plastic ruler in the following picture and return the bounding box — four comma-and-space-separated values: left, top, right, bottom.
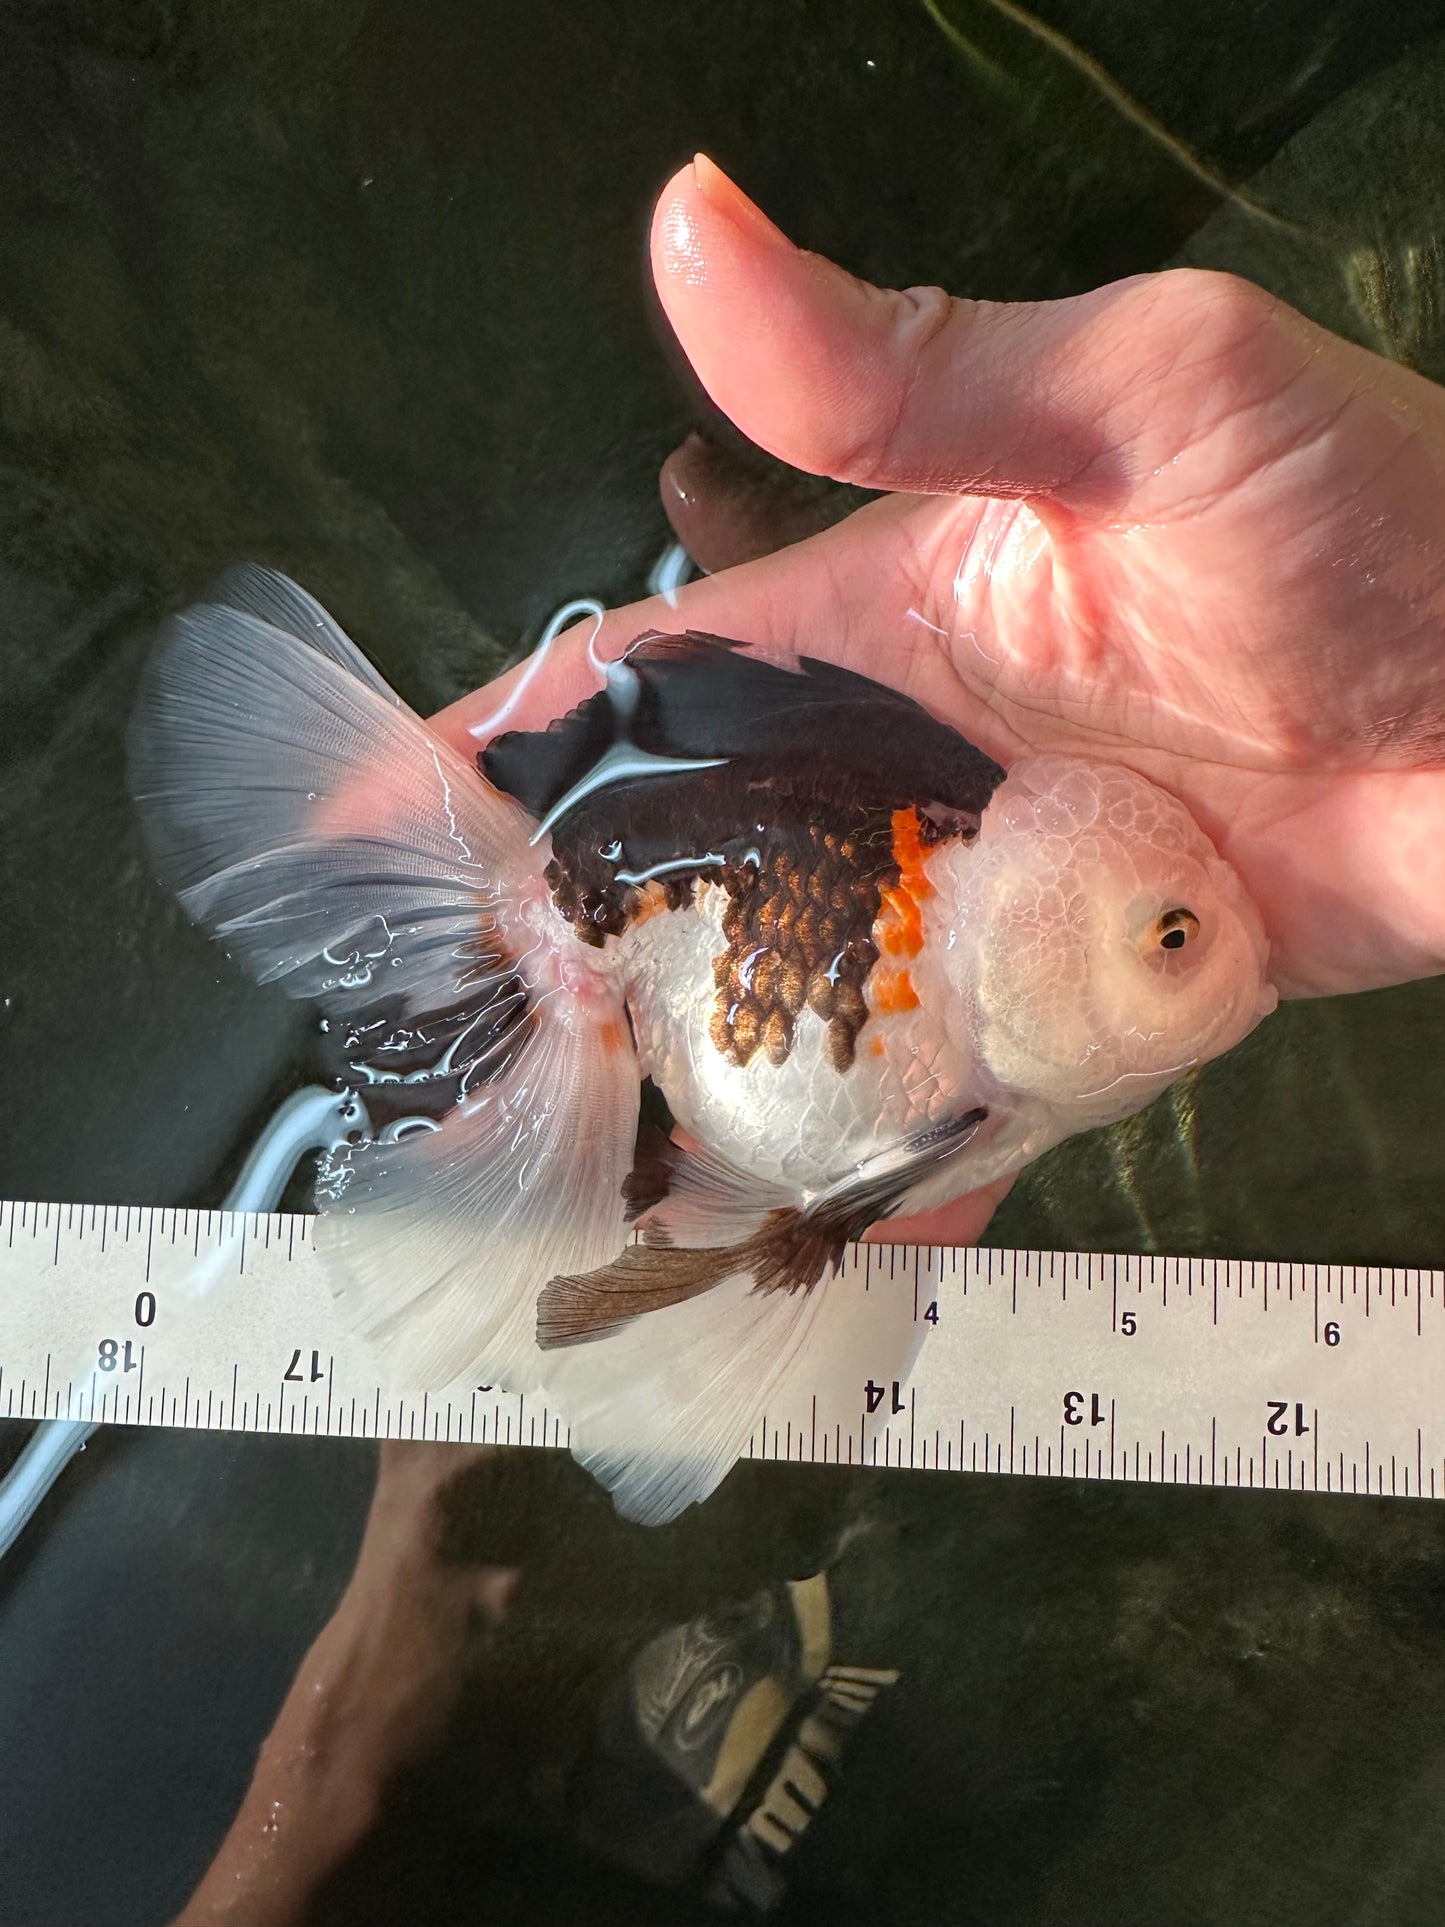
3, 1199, 1443, 1499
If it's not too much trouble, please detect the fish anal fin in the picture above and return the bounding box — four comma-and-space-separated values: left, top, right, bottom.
630, 1130, 796, 1251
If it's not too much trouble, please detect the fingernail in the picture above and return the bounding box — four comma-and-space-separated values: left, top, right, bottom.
691, 153, 794, 252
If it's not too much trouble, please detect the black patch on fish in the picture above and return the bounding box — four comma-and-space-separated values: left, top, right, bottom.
622, 1121, 680, 1225
483, 631, 1004, 826
541, 1105, 989, 1346
322, 964, 532, 1129
483, 634, 1005, 1067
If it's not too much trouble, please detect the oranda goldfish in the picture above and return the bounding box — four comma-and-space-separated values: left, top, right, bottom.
129, 569, 1277, 1522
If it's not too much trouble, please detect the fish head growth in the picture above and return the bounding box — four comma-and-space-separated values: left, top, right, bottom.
926, 757, 1277, 1130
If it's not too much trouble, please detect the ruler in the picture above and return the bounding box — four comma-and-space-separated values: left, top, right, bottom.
3, 1199, 1444, 1499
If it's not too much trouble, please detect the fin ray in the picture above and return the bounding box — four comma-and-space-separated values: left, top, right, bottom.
320, 997, 636, 1392
541, 1258, 833, 1525
129, 585, 537, 1014
628, 1129, 795, 1249
541, 1221, 921, 1525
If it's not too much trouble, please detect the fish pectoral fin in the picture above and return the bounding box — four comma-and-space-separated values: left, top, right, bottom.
537, 1243, 739, 1347
536, 1202, 874, 1526
631, 1105, 992, 1264
805, 1105, 991, 1231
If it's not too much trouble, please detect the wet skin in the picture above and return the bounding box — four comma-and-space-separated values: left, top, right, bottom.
433, 156, 1445, 1244
171, 1445, 517, 1927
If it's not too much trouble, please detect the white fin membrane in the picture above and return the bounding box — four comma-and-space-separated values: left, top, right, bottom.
639, 1137, 795, 1249
542, 1244, 919, 1527
129, 565, 636, 1396
130, 573, 533, 1005
320, 1001, 635, 1392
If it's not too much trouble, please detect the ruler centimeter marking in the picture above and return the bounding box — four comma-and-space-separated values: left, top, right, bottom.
1, 1200, 1442, 1497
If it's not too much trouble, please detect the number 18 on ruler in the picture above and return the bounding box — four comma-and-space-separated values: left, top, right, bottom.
1, 1206, 1442, 1498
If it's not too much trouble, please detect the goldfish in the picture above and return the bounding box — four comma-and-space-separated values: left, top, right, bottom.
128, 568, 1277, 1523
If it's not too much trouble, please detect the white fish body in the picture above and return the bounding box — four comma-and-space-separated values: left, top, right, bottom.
129, 569, 1276, 1524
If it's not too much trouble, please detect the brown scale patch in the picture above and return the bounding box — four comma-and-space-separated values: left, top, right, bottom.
539, 800, 973, 1074
543, 858, 691, 947
706, 817, 897, 1073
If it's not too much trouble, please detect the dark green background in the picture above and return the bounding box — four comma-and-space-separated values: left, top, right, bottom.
3, 2, 1445, 1920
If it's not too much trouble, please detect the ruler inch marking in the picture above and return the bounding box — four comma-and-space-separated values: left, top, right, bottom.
3, 1205, 1441, 1505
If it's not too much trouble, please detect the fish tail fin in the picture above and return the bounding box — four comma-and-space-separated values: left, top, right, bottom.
128, 565, 636, 1393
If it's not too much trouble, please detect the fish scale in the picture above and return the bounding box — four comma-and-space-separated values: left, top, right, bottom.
616, 887, 939, 1189
709, 819, 886, 1071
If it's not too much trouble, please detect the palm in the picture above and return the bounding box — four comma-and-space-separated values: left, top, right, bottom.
437, 163, 1445, 1010
836, 418, 1445, 997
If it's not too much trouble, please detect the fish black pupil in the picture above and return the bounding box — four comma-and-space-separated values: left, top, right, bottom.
1160, 927, 1187, 950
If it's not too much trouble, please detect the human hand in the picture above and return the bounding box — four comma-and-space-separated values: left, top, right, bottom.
432, 155, 1445, 1236
171, 1445, 516, 1926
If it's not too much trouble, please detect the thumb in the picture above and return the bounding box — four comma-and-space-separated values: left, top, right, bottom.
651, 156, 1305, 511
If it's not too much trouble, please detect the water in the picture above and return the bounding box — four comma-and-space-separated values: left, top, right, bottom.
4, 1, 1445, 1920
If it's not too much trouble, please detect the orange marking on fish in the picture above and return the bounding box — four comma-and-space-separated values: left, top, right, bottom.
629, 880, 675, 925
597, 1019, 625, 1053
874, 808, 934, 959
891, 807, 936, 899
871, 967, 919, 1014
868, 1034, 887, 1058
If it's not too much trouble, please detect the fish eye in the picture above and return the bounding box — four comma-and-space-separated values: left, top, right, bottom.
1153, 907, 1200, 952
